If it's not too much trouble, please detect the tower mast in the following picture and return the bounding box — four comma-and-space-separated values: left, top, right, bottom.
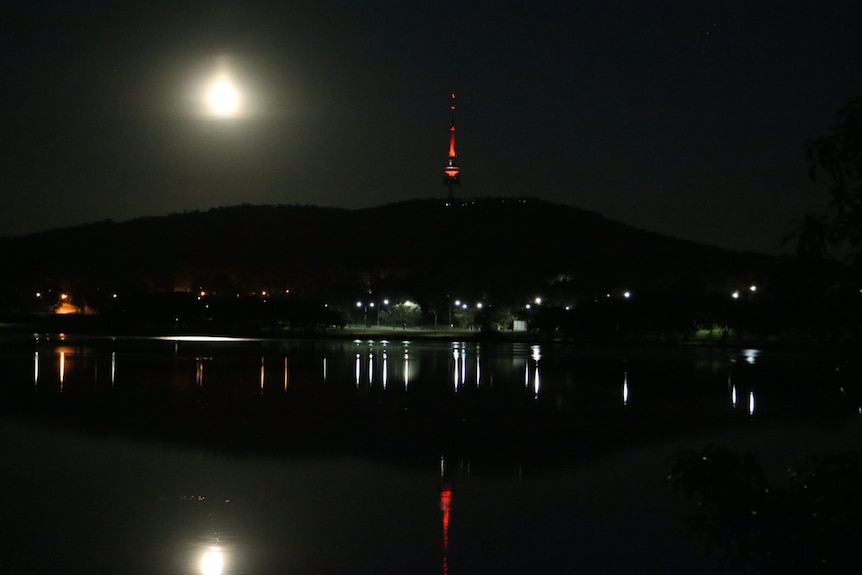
443, 92, 460, 200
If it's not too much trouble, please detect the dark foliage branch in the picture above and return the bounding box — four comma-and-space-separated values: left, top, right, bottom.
790, 95, 862, 263
668, 445, 862, 574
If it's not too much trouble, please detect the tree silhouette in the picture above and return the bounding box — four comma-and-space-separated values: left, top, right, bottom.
669, 445, 862, 574
790, 95, 862, 264
783, 213, 833, 259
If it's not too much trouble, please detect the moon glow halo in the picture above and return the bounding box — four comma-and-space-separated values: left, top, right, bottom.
207, 77, 240, 117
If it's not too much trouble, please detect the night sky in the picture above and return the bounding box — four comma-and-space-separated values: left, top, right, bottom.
3, 1, 861, 254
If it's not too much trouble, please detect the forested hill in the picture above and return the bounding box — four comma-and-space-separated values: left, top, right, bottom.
1, 197, 774, 303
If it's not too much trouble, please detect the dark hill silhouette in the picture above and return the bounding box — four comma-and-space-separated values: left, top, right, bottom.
6, 197, 855, 339
0, 197, 768, 298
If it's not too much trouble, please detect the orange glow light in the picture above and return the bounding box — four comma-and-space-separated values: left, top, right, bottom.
55, 302, 78, 314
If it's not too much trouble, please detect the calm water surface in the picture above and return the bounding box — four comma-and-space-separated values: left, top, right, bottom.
1, 335, 860, 574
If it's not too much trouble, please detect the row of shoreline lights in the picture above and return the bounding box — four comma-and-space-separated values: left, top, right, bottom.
356, 299, 485, 327
528, 292, 633, 311
449, 299, 483, 327
356, 299, 389, 326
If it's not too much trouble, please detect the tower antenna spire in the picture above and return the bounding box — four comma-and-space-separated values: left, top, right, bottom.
443, 92, 460, 200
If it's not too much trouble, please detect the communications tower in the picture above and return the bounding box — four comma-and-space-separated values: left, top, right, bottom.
443, 93, 460, 200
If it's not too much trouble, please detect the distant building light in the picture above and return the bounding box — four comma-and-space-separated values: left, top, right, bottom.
623, 291, 631, 299
732, 291, 740, 299
749, 285, 757, 292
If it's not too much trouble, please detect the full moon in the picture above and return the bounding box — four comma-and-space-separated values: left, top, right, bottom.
189, 54, 259, 119
208, 79, 239, 117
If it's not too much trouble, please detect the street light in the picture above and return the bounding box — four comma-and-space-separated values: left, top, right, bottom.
450, 299, 461, 328
356, 300, 387, 327
356, 301, 369, 327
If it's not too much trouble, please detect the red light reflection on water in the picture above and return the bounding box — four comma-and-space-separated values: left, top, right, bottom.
441, 484, 453, 575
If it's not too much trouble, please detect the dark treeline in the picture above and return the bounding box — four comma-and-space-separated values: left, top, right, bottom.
0, 198, 857, 341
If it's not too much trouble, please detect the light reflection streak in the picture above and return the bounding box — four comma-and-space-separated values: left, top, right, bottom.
355, 353, 361, 388
30, 341, 778, 421
17, 340, 796, 479
451, 343, 472, 391
744, 349, 759, 365
622, 371, 629, 406
440, 484, 452, 575
728, 369, 740, 410
453, 346, 460, 391
533, 367, 540, 398
382, 350, 388, 389
439, 454, 469, 575
59, 351, 65, 391
403, 349, 409, 389
461, 345, 466, 386
156, 335, 257, 342
531, 345, 542, 362
475, 348, 481, 387
529, 345, 542, 399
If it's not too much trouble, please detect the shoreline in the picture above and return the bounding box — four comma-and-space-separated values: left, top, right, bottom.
0, 312, 852, 352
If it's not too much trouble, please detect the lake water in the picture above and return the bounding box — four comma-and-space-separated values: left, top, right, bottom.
1, 335, 860, 574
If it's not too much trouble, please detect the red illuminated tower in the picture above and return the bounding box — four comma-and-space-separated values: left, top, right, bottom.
443, 92, 460, 199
